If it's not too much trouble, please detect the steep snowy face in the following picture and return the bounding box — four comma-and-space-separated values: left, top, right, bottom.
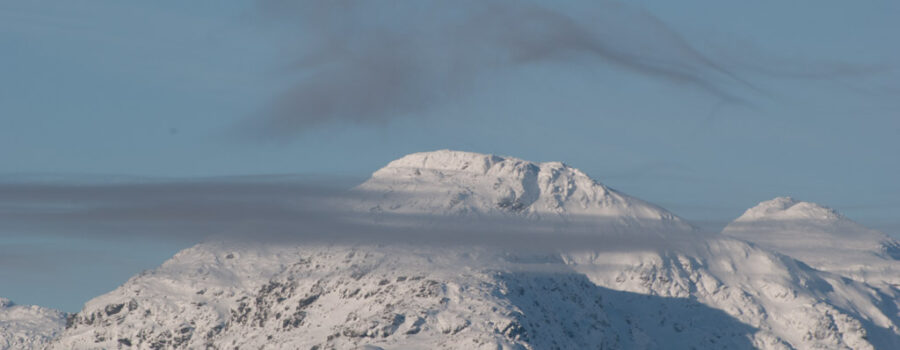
724, 197, 900, 285
564, 238, 900, 350
355, 150, 692, 233
0, 298, 66, 350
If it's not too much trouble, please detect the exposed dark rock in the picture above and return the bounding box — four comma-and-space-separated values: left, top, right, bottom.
104, 303, 124, 316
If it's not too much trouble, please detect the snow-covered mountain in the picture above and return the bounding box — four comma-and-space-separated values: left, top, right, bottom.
352, 150, 694, 234
723, 196, 900, 286
0, 298, 66, 350
50, 241, 900, 349
43, 151, 900, 349
51, 244, 768, 349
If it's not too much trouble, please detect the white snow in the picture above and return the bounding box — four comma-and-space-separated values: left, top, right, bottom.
723, 196, 900, 286
732, 196, 844, 222
353, 150, 694, 234
24, 150, 900, 349
0, 297, 66, 350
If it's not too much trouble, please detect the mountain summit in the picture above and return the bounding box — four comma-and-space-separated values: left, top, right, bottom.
724, 196, 900, 285
732, 196, 844, 222
354, 150, 693, 234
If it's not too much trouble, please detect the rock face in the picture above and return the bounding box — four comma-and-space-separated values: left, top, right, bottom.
0, 297, 66, 350
45, 151, 900, 349
723, 196, 900, 286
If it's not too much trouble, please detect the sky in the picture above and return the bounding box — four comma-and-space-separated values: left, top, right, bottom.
0, 0, 898, 311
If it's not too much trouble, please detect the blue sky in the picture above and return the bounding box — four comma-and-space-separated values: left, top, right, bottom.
1, 1, 898, 311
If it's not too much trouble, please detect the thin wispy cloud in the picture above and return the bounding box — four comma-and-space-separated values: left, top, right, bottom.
241, 0, 760, 140
0, 177, 713, 252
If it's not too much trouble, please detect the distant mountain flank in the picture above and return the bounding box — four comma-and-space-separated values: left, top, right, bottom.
0, 298, 66, 350
724, 196, 900, 286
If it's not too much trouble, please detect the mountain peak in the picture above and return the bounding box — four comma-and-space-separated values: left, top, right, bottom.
381, 150, 508, 174
734, 196, 843, 222
356, 150, 692, 233
724, 197, 900, 285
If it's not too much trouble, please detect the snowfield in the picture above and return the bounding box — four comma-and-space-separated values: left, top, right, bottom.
9, 150, 900, 349
0, 298, 66, 350
723, 196, 900, 287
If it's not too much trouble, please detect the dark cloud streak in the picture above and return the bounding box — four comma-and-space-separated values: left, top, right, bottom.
0, 177, 714, 252
243, 0, 759, 140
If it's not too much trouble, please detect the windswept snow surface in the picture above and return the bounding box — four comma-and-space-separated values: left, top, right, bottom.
45, 151, 900, 349
0, 298, 66, 350
723, 196, 900, 286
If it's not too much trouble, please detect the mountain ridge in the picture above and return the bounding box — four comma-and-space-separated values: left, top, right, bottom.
12, 150, 899, 349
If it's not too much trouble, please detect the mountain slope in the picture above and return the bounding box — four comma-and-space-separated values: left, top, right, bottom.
565, 238, 900, 349
48, 151, 900, 349
50, 244, 767, 350
50, 239, 900, 349
0, 298, 66, 350
723, 197, 900, 286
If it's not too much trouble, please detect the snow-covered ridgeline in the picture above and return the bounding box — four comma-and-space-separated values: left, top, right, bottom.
30, 150, 900, 349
